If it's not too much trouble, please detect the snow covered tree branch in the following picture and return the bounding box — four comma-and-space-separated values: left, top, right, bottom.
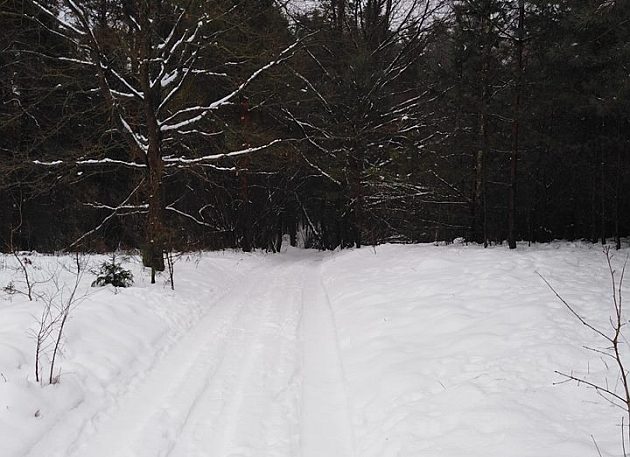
26, 0, 306, 276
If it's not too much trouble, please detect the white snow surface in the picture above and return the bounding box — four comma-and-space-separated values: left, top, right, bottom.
0, 242, 628, 456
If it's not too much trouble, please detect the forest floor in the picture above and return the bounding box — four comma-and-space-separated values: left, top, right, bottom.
0, 242, 628, 457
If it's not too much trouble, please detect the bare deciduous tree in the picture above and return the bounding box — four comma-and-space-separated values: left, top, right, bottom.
31, 254, 87, 385
27, 0, 305, 280
540, 247, 630, 455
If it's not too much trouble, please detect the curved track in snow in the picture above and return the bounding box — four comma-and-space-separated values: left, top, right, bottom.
27, 254, 355, 457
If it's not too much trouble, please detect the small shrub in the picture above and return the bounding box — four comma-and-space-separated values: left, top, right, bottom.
91, 258, 133, 288
3, 281, 16, 295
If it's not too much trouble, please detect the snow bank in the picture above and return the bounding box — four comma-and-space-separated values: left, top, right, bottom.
321, 242, 629, 457
0, 251, 261, 457
1, 242, 628, 457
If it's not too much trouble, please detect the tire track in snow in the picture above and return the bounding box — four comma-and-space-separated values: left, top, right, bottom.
166, 259, 306, 457
300, 260, 356, 457
58, 261, 274, 457
22, 257, 257, 457
26, 254, 357, 457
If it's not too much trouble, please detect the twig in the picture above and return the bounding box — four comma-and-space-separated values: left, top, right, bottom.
554, 370, 627, 406
591, 434, 603, 457
543, 248, 630, 455
537, 272, 611, 342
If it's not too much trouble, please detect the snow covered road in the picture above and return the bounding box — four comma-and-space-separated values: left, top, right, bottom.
21, 253, 356, 457
2, 243, 629, 457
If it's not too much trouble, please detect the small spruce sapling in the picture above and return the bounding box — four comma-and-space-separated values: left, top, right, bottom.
91, 255, 133, 288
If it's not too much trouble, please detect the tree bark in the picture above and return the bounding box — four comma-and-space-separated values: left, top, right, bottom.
601, 147, 606, 246
140, 1, 165, 280
615, 147, 621, 250
508, 0, 525, 250
474, 8, 491, 248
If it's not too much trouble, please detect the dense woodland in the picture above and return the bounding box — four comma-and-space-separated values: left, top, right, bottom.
1, 0, 628, 266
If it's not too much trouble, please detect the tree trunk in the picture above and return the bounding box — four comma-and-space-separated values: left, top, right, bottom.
145, 138, 165, 278
140, 2, 165, 281
238, 98, 252, 252
473, 140, 486, 245
615, 147, 621, 250
337, 0, 345, 32
591, 171, 598, 243
349, 147, 363, 248
473, 4, 492, 248
601, 147, 606, 246
508, 0, 525, 250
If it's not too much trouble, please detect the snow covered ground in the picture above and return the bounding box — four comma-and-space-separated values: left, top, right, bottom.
0, 242, 628, 457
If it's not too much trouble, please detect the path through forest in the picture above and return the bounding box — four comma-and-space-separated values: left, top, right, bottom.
26, 253, 355, 457
5, 243, 628, 457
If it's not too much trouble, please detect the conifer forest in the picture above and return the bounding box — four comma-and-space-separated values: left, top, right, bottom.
1, 0, 629, 259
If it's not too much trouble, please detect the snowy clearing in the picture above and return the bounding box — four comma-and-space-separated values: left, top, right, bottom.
0, 243, 629, 457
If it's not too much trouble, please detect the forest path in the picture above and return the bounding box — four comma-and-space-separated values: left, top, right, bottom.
35, 252, 354, 457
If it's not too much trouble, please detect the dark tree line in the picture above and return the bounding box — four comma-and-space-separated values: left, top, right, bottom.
1, 0, 628, 256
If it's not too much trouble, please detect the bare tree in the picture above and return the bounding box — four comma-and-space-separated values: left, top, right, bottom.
27, 0, 305, 280
7, 196, 34, 300
284, 0, 458, 246
540, 247, 630, 455
508, 0, 525, 250
31, 254, 87, 385
48, 254, 86, 384
33, 296, 55, 384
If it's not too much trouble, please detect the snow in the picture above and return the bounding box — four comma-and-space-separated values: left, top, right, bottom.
0, 243, 628, 456
322, 243, 627, 457
160, 70, 179, 88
